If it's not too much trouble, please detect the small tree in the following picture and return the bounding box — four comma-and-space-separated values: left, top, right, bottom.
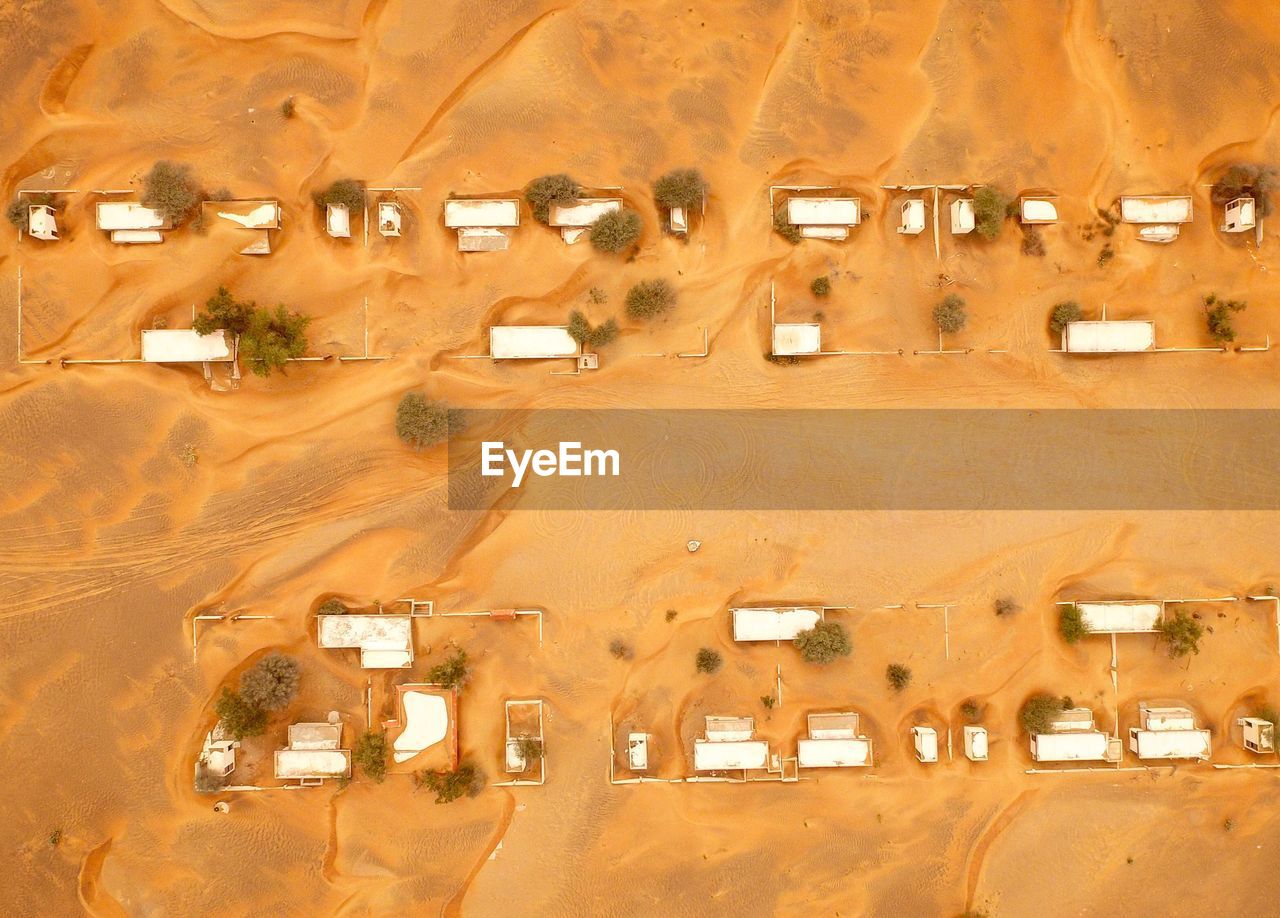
194, 286, 254, 337
810, 276, 831, 297
516, 736, 544, 763
352, 731, 388, 782
1203, 293, 1247, 344
318, 598, 346, 615
239, 653, 300, 711
608, 638, 633, 660
625, 279, 676, 320
1211, 163, 1277, 218
281, 96, 296, 119
960, 700, 982, 722
142, 161, 199, 224
1157, 608, 1204, 659
417, 762, 483, 803
886, 663, 912, 692
214, 688, 267, 740
995, 597, 1020, 617
973, 186, 1010, 240
933, 294, 967, 334
653, 168, 707, 210
6, 198, 26, 228
761, 694, 777, 710
793, 621, 852, 664
314, 179, 366, 215
240, 305, 310, 377
1059, 603, 1089, 644
589, 208, 642, 253
1019, 693, 1065, 735
396, 392, 451, 450
567, 310, 619, 349
427, 649, 470, 688
525, 174, 581, 224
772, 207, 802, 244
1049, 301, 1083, 333
695, 647, 722, 674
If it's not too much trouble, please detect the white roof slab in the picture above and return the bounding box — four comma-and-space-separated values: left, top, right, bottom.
797, 737, 872, 768
141, 329, 232, 363
1077, 601, 1162, 633
489, 326, 579, 360
772, 323, 822, 356
731, 607, 821, 641
548, 198, 621, 227
693, 739, 768, 771
1062, 321, 1155, 354
445, 198, 521, 228
1120, 195, 1193, 224
786, 197, 859, 226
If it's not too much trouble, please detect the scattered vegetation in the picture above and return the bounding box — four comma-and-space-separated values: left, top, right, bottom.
281, 96, 296, 119
653, 168, 708, 210
793, 621, 852, 664
589, 208, 642, 253
1097, 244, 1115, 268
960, 700, 982, 722
426, 649, 470, 688
1156, 608, 1205, 659
766, 353, 801, 367
352, 730, 388, 782
239, 653, 300, 711
994, 597, 1020, 617
625, 279, 676, 320
1019, 693, 1065, 735
933, 293, 967, 334
1058, 603, 1089, 644
395, 392, 454, 450
665, 609, 679, 623
567, 309, 620, 348
318, 598, 347, 615
587, 286, 608, 305
973, 186, 1010, 240
6, 198, 28, 228
1049, 301, 1083, 333
608, 638, 633, 660
525, 173, 581, 224
695, 647, 723, 674
772, 206, 802, 244
178, 443, 199, 468
416, 762, 483, 803
214, 687, 267, 740
886, 663, 912, 692
1211, 163, 1277, 218
48, 829, 63, 848
194, 766, 226, 794
313, 179, 366, 215
142, 161, 200, 224
810, 276, 831, 297
1203, 292, 1247, 344
1020, 226, 1045, 257
193, 287, 309, 378
516, 736, 544, 763
760, 694, 777, 710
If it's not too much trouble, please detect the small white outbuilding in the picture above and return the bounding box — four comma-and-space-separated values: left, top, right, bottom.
489, 326, 580, 361
963, 725, 988, 762
326, 203, 351, 238
1019, 197, 1058, 224
730, 607, 821, 642
797, 712, 872, 769
693, 715, 769, 772
1220, 196, 1256, 233
27, 204, 58, 240
912, 726, 938, 763
785, 196, 861, 240
898, 199, 925, 235
950, 198, 975, 235
378, 201, 402, 237
141, 329, 232, 364
1060, 320, 1156, 354
1128, 704, 1211, 761
317, 614, 414, 668
1238, 717, 1275, 753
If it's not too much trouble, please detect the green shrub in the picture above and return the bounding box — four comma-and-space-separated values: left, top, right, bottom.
973, 186, 1009, 240
142, 161, 199, 224
6, 198, 26, 228
194, 287, 254, 337
625, 279, 676, 320
793, 621, 852, 664
695, 648, 722, 674
1211, 163, 1277, 218
525, 174, 581, 224
810, 276, 831, 297
589, 208, 642, 253
653, 168, 708, 209
1059, 603, 1089, 644
396, 392, 452, 450
995, 597, 1019, 616
239, 653, 300, 711
416, 762, 483, 803
1049, 301, 1083, 333
314, 179, 366, 214
214, 688, 267, 740
240, 305, 310, 377
1157, 608, 1204, 658
886, 663, 911, 691
352, 731, 388, 782
1204, 292, 1247, 343
567, 310, 619, 348
1019, 693, 1065, 735
427, 649, 470, 688
772, 206, 802, 244
933, 294, 967, 334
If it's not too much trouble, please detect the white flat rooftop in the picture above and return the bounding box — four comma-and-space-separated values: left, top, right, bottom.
1130, 728, 1210, 760
96, 202, 167, 231
1120, 195, 1193, 224
1077, 601, 1162, 633
326, 203, 351, 238
287, 722, 341, 750
317, 614, 413, 668
807, 712, 860, 740
797, 737, 872, 768
548, 198, 622, 227
786, 196, 860, 226
141, 329, 232, 363
393, 690, 449, 764
1020, 198, 1058, 223
693, 739, 769, 771
1062, 320, 1155, 354
489, 326, 579, 360
731, 607, 821, 641
772, 323, 822, 356
274, 749, 351, 779
208, 201, 281, 229
964, 725, 988, 761
1031, 730, 1109, 762
445, 198, 521, 228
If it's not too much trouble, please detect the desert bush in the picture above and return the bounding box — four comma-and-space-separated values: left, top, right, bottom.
994, 597, 1020, 617
1211, 163, 1277, 217
1097, 244, 1115, 268
6, 198, 26, 228
793, 621, 852, 664
1058, 603, 1089, 644
608, 638, 633, 660
960, 700, 982, 721
653, 168, 708, 210
427, 649, 470, 688
625, 279, 676, 321
1049, 301, 1083, 333
973, 186, 1009, 240
567, 310, 620, 348
772, 206, 802, 244
417, 762, 483, 803
1157, 608, 1204, 659
810, 276, 831, 297
318, 599, 346, 615
194, 287, 254, 337
761, 694, 777, 709
396, 392, 452, 450
589, 208, 642, 253
281, 96, 296, 119
1021, 226, 1045, 256
886, 663, 912, 692
314, 179, 366, 214
516, 737, 544, 762
1019, 693, 1065, 735
933, 294, 967, 334
240, 305, 310, 377
142, 161, 199, 224
214, 688, 267, 740
1203, 292, 1247, 343
695, 647, 722, 674
352, 731, 388, 782
525, 174, 581, 224
239, 653, 300, 711
588, 286, 607, 304
665, 609, 678, 622
194, 765, 225, 794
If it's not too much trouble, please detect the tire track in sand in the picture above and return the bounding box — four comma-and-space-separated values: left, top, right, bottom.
963, 788, 1037, 910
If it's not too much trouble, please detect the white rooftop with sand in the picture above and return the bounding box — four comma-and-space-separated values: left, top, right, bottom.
489, 326, 580, 360
1128, 704, 1210, 760
772, 323, 822, 357
1075, 601, 1162, 633
28, 204, 58, 240
1019, 197, 1058, 224
141, 329, 232, 363
731, 606, 822, 641
274, 722, 350, 781
1030, 708, 1116, 763
317, 614, 413, 668
392, 689, 450, 764
797, 713, 872, 768
694, 715, 768, 771
445, 198, 521, 228
96, 202, 168, 231
1061, 320, 1155, 354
